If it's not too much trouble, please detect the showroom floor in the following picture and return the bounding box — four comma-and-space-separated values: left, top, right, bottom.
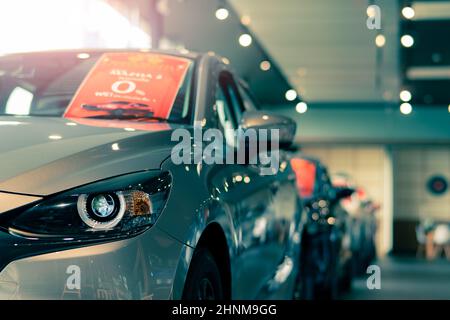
341, 257, 450, 300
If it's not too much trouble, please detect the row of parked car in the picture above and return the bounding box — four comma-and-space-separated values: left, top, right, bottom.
289, 153, 378, 299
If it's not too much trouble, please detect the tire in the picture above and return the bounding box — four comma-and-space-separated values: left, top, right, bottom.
297, 273, 315, 300
296, 232, 316, 300
316, 266, 339, 300
182, 248, 224, 300
339, 259, 354, 293
300, 232, 339, 300
317, 235, 339, 300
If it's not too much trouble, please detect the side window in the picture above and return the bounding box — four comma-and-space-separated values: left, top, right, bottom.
215, 83, 236, 147
226, 82, 244, 121
214, 72, 245, 147
238, 83, 259, 111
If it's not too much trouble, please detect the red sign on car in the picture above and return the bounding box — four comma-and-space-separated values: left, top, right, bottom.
64, 52, 191, 119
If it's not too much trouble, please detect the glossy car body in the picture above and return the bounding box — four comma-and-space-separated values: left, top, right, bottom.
333, 174, 378, 274
0, 50, 304, 300
289, 155, 354, 299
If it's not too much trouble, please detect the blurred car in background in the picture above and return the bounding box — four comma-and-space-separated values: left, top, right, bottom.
332, 173, 378, 274
290, 155, 354, 299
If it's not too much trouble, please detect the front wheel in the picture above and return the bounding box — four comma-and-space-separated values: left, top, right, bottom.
182, 248, 224, 300
339, 258, 354, 292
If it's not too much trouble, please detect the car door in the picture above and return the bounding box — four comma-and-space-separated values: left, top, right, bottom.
208, 71, 275, 299
239, 83, 301, 298
216, 73, 299, 299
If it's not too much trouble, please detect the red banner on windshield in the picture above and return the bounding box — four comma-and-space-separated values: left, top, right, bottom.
64, 52, 191, 119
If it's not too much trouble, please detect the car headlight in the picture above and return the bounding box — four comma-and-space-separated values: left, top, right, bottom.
0, 171, 171, 240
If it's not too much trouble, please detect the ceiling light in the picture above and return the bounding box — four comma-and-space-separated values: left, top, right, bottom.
400, 103, 412, 115
241, 15, 251, 26
366, 5, 377, 18
402, 7, 415, 19
400, 90, 412, 102
48, 135, 62, 140
401, 35, 414, 48
285, 89, 297, 101
77, 53, 90, 59
238, 33, 252, 47
215, 8, 229, 20
260, 60, 271, 71
296, 102, 308, 113
375, 34, 386, 47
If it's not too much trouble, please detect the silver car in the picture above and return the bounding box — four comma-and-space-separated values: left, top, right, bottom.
0, 49, 304, 300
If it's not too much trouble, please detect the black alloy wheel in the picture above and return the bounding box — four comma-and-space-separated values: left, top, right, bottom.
182, 248, 224, 300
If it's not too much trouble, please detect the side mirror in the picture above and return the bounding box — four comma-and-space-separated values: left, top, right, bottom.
333, 187, 355, 200
239, 111, 296, 148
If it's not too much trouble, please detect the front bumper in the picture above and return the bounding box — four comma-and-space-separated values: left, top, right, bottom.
0, 226, 186, 300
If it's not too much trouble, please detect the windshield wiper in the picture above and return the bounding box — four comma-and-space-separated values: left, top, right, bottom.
83, 114, 185, 124
78, 101, 185, 124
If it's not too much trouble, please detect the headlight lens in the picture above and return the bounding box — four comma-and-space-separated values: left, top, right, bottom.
77, 192, 127, 230
1, 171, 171, 240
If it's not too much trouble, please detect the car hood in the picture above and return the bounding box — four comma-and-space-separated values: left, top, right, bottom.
0, 116, 184, 196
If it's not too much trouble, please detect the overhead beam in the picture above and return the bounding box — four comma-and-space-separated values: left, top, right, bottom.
273, 103, 450, 145
412, 1, 450, 21
407, 66, 450, 80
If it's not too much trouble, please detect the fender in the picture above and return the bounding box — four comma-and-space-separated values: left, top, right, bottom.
157, 158, 238, 299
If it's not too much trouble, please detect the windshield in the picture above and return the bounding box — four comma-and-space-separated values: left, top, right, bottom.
0, 51, 194, 123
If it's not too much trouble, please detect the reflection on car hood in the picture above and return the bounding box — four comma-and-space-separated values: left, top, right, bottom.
0, 116, 184, 196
